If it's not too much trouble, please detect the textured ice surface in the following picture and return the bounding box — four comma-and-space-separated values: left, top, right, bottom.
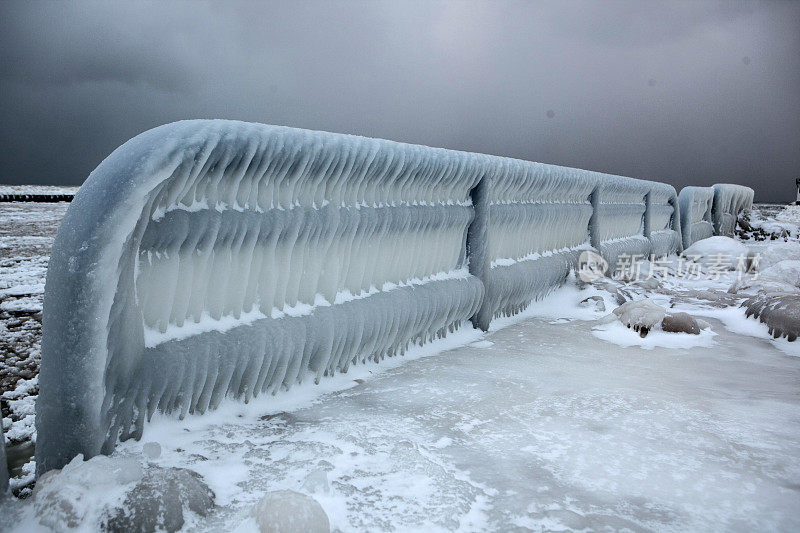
36, 120, 683, 473
742, 293, 800, 342
712, 183, 754, 236
678, 186, 715, 249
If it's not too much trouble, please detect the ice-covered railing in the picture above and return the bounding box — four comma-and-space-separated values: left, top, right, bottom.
712, 184, 753, 236
36, 121, 490, 474
646, 183, 683, 257
589, 176, 681, 271
678, 184, 754, 248
37, 120, 684, 474
678, 186, 715, 249
471, 164, 680, 326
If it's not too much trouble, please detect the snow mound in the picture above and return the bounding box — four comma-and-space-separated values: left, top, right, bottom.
684, 236, 751, 270
105, 466, 215, 532
33, 454, 143, 530
748, 241, 800, 269
732, 260, 800, 295
32, 454, 214, 532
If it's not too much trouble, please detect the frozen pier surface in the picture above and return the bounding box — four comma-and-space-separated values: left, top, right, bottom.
123, 313, 800, 532
37, 120, 685, 473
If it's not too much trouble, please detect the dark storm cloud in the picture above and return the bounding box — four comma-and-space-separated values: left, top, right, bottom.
1, 0, 798, 201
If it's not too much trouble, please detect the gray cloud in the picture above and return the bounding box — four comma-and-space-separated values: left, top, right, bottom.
1, 0, 798, 201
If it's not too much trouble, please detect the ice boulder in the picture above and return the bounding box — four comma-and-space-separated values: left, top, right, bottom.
612, 299, 666, 337
683, 236, 751, 270
661, 312, 700, 335
251, 490, 329, 533
104, 465, 215, 532
33, 454, 143, 530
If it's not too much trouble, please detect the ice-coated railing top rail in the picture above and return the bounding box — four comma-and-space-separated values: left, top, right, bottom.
37, 120, 685, 474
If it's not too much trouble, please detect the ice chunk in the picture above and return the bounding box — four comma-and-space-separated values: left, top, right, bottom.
251, 490, 329, 533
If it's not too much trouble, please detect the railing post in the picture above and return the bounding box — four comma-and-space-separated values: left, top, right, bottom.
467, 177, 492, 331
588, 185, 601, 250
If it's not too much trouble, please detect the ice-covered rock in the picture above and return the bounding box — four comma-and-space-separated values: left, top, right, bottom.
251, 490, 329, 533
661, 312, 701, 335
683, 236, 751, 270
742, 293, 800, 342
32, 454, 213, 532
104, 465, 215, 532
612, 299, 666, 337
33, 454, 143, 530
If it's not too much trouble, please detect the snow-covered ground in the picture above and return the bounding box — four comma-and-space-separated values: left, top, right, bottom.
2, 202, 800, 531
1, 201, 71, 491
0, 185, 79, 197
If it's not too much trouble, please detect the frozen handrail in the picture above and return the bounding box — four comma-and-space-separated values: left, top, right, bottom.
712, 184, 754, 236
678, 186, 715, 250
36, 120, 685, 474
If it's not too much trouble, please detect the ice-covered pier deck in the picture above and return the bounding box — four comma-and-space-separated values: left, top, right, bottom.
127, 310, 800, 532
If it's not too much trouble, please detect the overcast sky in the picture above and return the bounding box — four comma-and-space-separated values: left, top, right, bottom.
1, 1, 798, 201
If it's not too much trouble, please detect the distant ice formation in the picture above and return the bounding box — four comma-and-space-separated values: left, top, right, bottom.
678, 186, 715, 250
36, 120, 695, 474
678, 184, 753, 249
712, 184, 754, 237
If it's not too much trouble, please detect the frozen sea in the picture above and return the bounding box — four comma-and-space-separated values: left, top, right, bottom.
1, 200, 800, 531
